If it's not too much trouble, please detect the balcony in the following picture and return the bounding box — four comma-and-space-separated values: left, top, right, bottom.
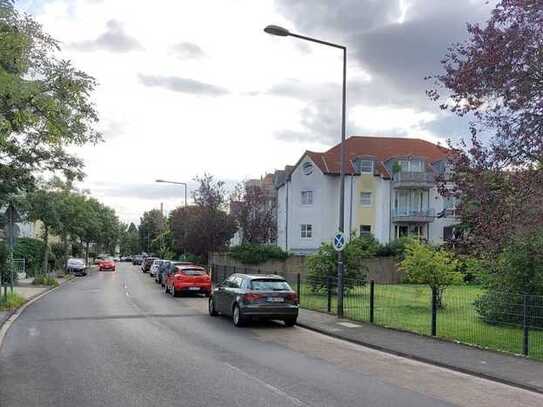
392, 207, 435, 223
392, 171, 435, 188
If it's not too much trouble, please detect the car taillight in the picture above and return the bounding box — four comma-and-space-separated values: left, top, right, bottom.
242, 293, 265, 303
287, 292, 298, 305
175, 273, 184, 279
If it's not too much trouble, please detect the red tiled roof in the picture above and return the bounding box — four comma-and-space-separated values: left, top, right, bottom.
304, 136, 449, 178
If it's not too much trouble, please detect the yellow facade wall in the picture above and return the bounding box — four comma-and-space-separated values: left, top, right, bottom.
355, 175, 377, 235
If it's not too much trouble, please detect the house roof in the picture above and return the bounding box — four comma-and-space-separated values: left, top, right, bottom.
302, 136, 450, 178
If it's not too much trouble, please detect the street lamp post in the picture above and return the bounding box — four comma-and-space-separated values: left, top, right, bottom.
265, 24, 347, 318
155, 179, 188, 207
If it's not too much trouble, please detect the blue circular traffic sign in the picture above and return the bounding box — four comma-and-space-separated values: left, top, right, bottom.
333, 232, 347, 252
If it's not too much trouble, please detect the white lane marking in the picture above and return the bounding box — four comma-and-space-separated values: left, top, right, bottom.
224, 362, 307, 406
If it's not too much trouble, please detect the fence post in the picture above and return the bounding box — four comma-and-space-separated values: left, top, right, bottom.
369, 280, 375, 323
523, 294, 529, 356
327, 276, 332, 313
431, 287, 437, 336
296, 273, 301, 300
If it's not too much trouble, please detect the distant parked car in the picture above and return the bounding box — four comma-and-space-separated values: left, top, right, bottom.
149, 259, 163, 277
141, 256, 157, 273
66, 258, 87, 276
113, 256, 120, 262
98, 258, 116, 271
132, 255, 143, 265
209, 274, 298, 327
164, 264, 211, 297
156, 261, 192, 286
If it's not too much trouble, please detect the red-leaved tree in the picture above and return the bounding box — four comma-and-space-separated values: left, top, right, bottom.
429, 0, 543, 253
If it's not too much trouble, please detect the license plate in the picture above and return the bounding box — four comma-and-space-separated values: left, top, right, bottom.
188, 287, 200, 291
267, 297, 284, 302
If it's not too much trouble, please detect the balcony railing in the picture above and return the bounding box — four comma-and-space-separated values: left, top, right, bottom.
393, 171, 435, 188
392, 207, 435, 223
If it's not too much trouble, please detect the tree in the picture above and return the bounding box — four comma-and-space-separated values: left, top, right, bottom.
230, 182, 276, 244
168, 174, 236, 261
0, 1, 101, 202
428, 0, 543, 253
400, 240, 462, 308
138, 209, 165, 253
306, 235, 379, 292
26, 189, 62, 274
119, 222, 139, 255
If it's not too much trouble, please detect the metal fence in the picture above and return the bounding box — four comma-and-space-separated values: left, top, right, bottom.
298, 275, 543, 360
210, 265, 543, 360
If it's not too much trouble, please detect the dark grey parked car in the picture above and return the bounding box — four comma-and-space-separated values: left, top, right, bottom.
66, 258, 87, 276
209, 274, 298, 327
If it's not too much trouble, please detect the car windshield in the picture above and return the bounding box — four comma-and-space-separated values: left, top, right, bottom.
250, 279, 291, 291
180, 269, 205, 276
68, 259, 84, 265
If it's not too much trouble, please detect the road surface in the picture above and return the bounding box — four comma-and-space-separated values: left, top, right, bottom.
1, 262, 542, 407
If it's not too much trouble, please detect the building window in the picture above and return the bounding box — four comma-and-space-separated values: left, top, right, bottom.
360, 225, 371, 235
302, 162, 313, 176
358, 159, 374, 174
398, 159, 424, 172
301, 224, 312, 239
301, 191, 313, 205
360, 192, 372, 207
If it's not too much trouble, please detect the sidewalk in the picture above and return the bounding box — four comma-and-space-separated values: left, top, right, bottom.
297, 308, 543, 394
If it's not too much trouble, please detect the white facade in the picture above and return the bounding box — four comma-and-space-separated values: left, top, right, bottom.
277, 154, 458, 254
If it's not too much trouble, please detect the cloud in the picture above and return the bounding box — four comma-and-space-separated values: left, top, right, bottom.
138, 74, 229, 96
170, 41, 205, 59
70, 19, 143, 52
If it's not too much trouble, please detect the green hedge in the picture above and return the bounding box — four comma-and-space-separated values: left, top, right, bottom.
13, 238, 45, 277
228, 244, 289, 265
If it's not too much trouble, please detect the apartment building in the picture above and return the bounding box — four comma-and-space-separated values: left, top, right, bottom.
276, 136, 458, 254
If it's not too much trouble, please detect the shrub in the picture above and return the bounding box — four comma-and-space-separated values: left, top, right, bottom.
178, 253, 205, 265
32, 275, 59, 287
228, 244, 289, 265
306, 234, 377, 292
376, 237, 412, 259
13, 238, 45, 277
400, 239, 462, 308
0, 242, 8, 286
0, 292, 26, 311
475, 230, 543, 327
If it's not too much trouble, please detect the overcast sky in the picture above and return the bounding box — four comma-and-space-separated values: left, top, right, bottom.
19, 0, 493, 224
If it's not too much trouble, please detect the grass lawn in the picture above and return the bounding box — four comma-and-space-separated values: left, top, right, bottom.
0, 292, 26, 311
299, 283, 543, 360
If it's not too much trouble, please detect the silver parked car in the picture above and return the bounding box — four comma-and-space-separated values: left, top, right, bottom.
208, 274, 298, 327
66, 258, 87, 276
149, 259, 163, 277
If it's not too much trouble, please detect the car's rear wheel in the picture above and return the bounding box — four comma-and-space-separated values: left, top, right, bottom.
209, 297, 218, 316
283, 317, 297, 327
232, 304, 246, 327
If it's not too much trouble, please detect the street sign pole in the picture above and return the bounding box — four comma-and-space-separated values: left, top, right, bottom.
333, 231, 347, 318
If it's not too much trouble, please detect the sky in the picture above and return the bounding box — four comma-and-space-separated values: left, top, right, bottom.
18, 0, 494, 224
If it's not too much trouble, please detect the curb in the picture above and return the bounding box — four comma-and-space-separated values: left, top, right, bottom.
0, 277, 75, 350
296, 320, 543, 396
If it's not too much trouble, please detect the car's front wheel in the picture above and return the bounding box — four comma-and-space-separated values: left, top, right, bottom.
232, 304, 246, 327
209, 297, 218, 316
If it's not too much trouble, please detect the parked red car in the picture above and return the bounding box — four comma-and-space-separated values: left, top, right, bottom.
98, 258, 116, 271
164, 265, 211, 297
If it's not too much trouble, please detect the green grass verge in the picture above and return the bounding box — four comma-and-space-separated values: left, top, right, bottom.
0, 292, 26, 311
32, 275, 59, 287
299, 284, 543, 361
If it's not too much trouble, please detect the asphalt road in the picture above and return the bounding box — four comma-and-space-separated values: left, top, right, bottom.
1, 263, 542, 407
